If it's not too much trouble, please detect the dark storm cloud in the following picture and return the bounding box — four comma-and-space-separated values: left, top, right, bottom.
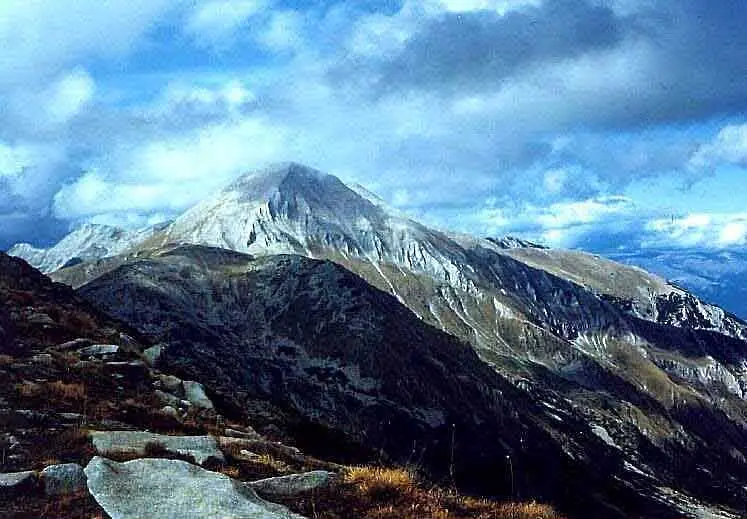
379, 0, 625, 92
351, 0, 747, 129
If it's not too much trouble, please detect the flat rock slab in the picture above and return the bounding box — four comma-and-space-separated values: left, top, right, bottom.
78, 344, 120, 357
0, 471, 37, 496
41, 463, 87, 496
249, 470, 336, 498
89, 431, 225, 466
85, 457, 306, 519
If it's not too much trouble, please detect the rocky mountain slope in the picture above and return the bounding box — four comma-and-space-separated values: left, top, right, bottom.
7, 162, 747, 517
1, 252, 563, 519
78, 243, 685, 518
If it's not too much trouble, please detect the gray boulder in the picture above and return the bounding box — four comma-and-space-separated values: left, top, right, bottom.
249, 470, 335, 498
0, 470, 37, 496
40, 463, 86, 496
89, 430, 224, 466
158, 374, 183, 395
160, 405, 181, 421
182, 380, 214, 410
85, 456, 306, 519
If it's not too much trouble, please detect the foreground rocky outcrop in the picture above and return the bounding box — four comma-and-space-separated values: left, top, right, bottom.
85, 457, 305, 519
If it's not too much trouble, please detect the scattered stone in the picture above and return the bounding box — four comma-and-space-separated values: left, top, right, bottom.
217, 437, 304, 464
40, 463, 87, 496
218, 436, 261, 453
224, 427, 262, 440
85, 457, 306, 519
59, 412, 85, 422
55, 338, 93, 351
249, 471, 336, 498
154, 389, 184, 409
78, 344, 119, 358
159, 374, 183, 395
160, 406, 181, 421
0, 470, 37, 496
182, 380, 214, 410
89, 430, 225, 466
142, 344, 164, 367
30, 353, 53, 365
27, 312, 55, 325
118, 333, 139, 348
235, 450, 261, 462
71, 360, 97, 371
104, 361, 148, 379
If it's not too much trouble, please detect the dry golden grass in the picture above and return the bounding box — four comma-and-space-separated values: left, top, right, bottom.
47, 381, 87, 401
218, 465, 241, 478
284, 465, 564, 519
17, 380, 87, 402
345, 466, 416, 500
253, 453, 293, 474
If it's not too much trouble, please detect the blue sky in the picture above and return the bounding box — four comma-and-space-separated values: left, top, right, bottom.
1, 0, 746, 253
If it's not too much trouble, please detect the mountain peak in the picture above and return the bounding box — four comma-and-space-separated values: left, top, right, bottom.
225, 162, 331, 199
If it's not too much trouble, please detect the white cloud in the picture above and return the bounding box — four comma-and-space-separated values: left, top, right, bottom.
257, 10, 304, 51
54, 117, 289, 220
690, 124, 747, 169
0, 143, 34, 178
185, 0, 269, 47
719, 221, 747, 246
347, 9, 416, 57
543, 169, 567, 193
149, 80, 256, 118
534, 196, 635, 229
644, 213, 747, 248
0, 0, 180, 85
43, 68, 96, 124
429, 0, 542, 14
0, 140, 68, 216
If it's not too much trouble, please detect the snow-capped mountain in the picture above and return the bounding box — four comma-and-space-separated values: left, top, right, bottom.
7, 222, 169, 273
163, 162, 474, 289
153, 163, 747, 340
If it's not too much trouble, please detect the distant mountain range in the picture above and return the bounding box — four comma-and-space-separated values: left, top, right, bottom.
6, 162, 747, 518
603, 248, 747, 321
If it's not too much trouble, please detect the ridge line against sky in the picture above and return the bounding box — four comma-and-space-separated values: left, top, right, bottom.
0, 0, 746, 253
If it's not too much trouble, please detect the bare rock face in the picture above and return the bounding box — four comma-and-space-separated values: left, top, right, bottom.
84, 457, 305, 519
